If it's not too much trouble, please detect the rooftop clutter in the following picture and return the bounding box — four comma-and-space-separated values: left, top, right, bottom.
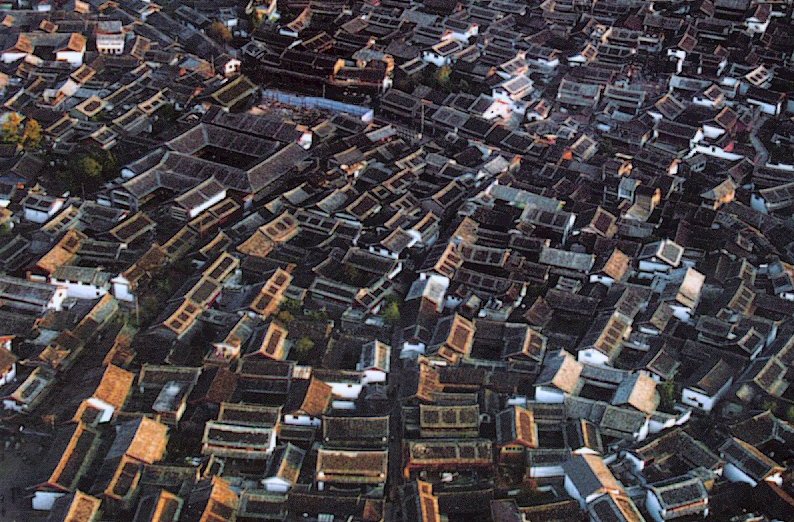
0, 0, 792, 521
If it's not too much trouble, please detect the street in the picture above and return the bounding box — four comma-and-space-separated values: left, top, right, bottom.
0, 438, 49, 521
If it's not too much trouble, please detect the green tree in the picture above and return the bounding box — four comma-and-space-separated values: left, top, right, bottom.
786, 406, 794, 424
76, 156, 103, 179
277, 310, 294, 324
343, 265, 368, 287
207, 21, 233, 44
382, 301, 400, 325
157, 103, 178, 123
762, 399, 779, 414
292, 337, 315, 362
21, 119, 42, 149
281, 297, 302, 315
658, 379, 677, 413
95, 149, 118, 179
435, 65, 452, 88
1, 112, 23, 144
65, 154, 104, 192
307, 309, 328, 321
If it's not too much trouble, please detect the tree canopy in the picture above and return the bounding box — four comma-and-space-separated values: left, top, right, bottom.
208, 21, 233, 44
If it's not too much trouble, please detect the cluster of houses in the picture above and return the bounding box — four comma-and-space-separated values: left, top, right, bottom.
0, 0, 792, 521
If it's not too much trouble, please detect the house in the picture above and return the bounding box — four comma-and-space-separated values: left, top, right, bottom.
577, 312, 632, 366
111, 244, 168, 302
202, 418, 277, 460
132, 490, 183, 521
638, 240, 684, 278
109, 212, 156, 246
626, 428, 723, 478
282, 378, 332, 426
557, 79, 602, 108
95, 418, 169, 509
646, 475, 709, 521
419, 403, 480, 438
262, 443, 305, 493
2, 32, 87, 66
492, 322, 547, 364
4, 366, 56, 413
33, 422, 104, 510
745, 86, 785, 116
47, 491, 102, 522
72, 364, 134, 424
0, 343, 17, 387
32, 229, 86, 280
563, 453, 623, 509
0, 275, 67, 313
21, 194, 65, 224
591, 249, 632, 287
539, 247, 595, 275
662, 267, 705, 321
139, 365, 200, 405
700, 178, 736, 209
752, 181, 794, 214
216, 54, 242, 77
182, 477, 239, 521
322, 416, 389, 449
171, 177, 227, 220
495, 406, 538, 461
587, 492, 645, 522
535, 351, 583, 403
521, 207, 576, 243
50, 266, 112, 300
682, 358, 735, 412
315, 448, 388, 490
719, 437, 784, 487
357, 340, 391, 384
426, 313, 475, 364
404, 439, 493, 478
422, 40, 464, 67
96, 21, 124, 55
612, 373, 659, 415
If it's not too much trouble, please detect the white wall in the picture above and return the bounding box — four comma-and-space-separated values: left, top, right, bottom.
3, 399, 22, 412
49, 288, 68, 311
1, 52, 27, 64
564, 475, 585, 508
32, 491, 65, 511
283, 414, 321, 427
590, 274, 615, 287
648, 415, 676, 434
646, 490, 665, 522
528, 463, 564, 478
112, 276, 135, 302
639, 260, 673, 274
56, 50, 84, 67
535, 386, 565, 403
0, 363, 15, 386
187, 190, 226, 219
401, 341, 426, 359
682, 378, 732, 412
327, 382, 362, 400
361, 369, 386, 385
262, 476, 291, 493
24, 208, 53, 224
626, 452, 645, 472
422, 52, 450, 67
637, 419, 650, 442
50, 278, 109, 300
578, 348, 610, 366
723, 462, 757, 486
